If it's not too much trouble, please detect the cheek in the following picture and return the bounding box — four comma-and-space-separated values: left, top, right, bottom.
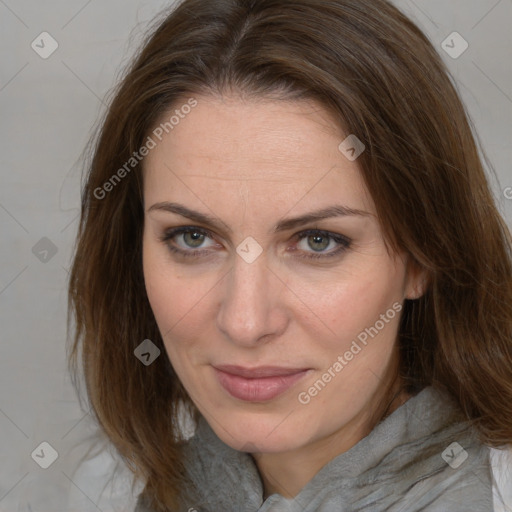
142, 238, 227, 368
297, 267, 405, 409
299, 259, 405, 354
142, 239, 203, 337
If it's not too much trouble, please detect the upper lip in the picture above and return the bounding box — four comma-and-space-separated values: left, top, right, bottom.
213, 365, 309, 379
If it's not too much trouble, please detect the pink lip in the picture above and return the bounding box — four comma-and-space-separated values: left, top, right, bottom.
213, 365, 310, 402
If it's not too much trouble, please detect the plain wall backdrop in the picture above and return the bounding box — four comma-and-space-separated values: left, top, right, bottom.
1, 0, 511, 510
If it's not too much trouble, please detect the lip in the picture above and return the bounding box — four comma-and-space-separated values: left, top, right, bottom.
213, 365, 311, 402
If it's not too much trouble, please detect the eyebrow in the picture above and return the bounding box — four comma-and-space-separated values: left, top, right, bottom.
147, 201, 370, 234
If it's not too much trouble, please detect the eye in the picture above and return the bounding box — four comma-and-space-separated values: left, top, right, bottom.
159, 226, 217, 257
293, 229, 351, 259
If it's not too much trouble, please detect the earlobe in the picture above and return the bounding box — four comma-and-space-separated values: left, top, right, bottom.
405, 281, 427, 300
404, 258, 429, 300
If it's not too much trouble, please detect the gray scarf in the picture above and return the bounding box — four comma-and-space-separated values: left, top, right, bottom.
136, 386, 494, 511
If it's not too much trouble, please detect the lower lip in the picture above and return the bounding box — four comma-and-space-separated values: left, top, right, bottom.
213, 368, 310, 402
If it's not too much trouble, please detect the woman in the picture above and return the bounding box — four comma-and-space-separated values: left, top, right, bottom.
67, 0, 512, 510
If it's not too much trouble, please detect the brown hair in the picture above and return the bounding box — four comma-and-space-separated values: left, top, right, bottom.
67, 0, 512, 509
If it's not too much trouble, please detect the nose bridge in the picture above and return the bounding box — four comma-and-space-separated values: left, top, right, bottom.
216, 251, 281, 345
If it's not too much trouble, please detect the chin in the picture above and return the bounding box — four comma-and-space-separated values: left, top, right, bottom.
204, 406, 310, 454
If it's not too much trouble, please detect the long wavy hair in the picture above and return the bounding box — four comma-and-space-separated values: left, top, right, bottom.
67, 0, 512, 509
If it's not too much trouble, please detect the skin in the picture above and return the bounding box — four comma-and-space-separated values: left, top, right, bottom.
142, 93, 426, 498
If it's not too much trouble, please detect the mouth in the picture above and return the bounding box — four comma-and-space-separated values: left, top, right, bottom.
212, 364, 311, 402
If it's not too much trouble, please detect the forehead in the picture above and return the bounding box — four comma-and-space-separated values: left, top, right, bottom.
142, 94, 374, 214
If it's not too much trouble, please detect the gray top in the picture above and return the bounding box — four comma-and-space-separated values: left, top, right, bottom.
135, 386, 494, 511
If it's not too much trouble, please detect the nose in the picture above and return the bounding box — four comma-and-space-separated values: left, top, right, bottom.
216, 251, 288, 347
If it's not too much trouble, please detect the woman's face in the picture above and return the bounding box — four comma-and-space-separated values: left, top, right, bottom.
142, 94, 424, 454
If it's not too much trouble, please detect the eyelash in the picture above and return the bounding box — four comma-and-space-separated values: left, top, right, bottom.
158, 226, 351, 261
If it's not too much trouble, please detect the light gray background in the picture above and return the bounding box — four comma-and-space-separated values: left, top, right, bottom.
1, 1, 511, 511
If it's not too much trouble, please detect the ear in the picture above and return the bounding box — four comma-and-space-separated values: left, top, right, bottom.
404, 256, 429, 300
